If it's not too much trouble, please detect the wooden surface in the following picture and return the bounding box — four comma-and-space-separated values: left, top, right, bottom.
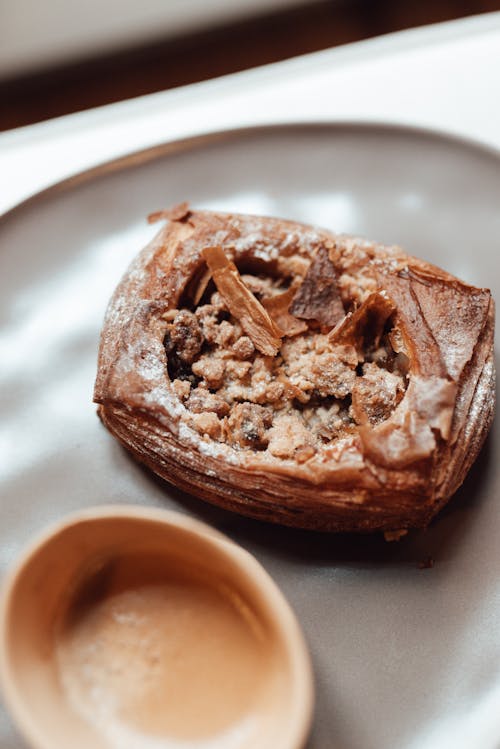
2, 0, 499, 131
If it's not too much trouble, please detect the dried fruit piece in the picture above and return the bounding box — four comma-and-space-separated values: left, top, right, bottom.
329, 291, 396, 355
164, 310, 203, 364
228, 403, 272, 449
262, 286, 308, 337
202, 246, 284, 356
290, 245, 345, 327
187, 266, 213, 306
351, 363, 404, 426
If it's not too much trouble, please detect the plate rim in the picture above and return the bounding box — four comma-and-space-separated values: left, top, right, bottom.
2, 120, 500, 226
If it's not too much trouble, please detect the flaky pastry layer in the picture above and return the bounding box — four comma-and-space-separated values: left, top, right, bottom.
94, 207, 495, 532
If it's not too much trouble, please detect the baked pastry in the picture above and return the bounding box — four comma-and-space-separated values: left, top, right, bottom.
94, 205, 495, 534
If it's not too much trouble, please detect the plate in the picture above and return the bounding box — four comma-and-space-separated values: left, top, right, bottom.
1, 123, 499, 749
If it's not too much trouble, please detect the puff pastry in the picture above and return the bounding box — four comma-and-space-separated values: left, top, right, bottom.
94, 206, 495, 533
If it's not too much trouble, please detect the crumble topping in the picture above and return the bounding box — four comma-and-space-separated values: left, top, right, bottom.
163, 243, 410, 461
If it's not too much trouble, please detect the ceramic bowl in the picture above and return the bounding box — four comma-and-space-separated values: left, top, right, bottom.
0, 506, 313, 749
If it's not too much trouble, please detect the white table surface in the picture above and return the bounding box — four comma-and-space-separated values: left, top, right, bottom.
1, 11, 500, 218
1, 14, 500, 749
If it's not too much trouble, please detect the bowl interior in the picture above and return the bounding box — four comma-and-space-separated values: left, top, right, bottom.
1, 510, 311, 749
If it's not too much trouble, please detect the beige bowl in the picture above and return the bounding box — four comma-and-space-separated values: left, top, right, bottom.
0, 506, 313, 749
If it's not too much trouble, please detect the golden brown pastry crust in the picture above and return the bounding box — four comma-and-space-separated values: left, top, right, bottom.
94, 208, 495, 532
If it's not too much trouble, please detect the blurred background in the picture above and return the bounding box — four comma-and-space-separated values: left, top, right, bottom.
2, 0, 499, 132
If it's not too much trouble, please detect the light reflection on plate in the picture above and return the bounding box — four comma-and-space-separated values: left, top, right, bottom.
1, 124, 499, 749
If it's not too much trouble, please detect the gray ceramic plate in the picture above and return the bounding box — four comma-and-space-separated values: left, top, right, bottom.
1, 123, 499, 749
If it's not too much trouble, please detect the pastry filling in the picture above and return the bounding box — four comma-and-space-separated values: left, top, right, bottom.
163, 245, 409, 461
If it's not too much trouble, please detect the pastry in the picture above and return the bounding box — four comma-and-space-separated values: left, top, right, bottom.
94, 205, 495, 534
